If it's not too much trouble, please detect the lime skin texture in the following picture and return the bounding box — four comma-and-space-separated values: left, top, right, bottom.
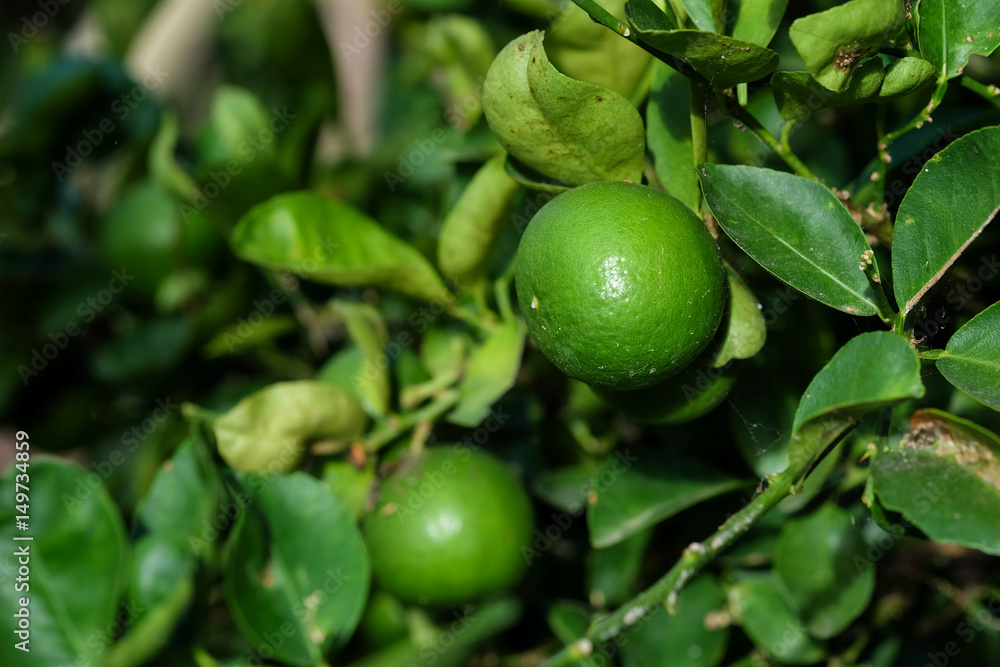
362, 447, 535, 607
515, 181, 726, 390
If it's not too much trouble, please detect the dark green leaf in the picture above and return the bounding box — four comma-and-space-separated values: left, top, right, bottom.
646, 62, 701, 212
729, 571, 827, 664
711, 266, 767, 367
438, 153, 519, 288
223, 473, 370, 665
587, 529, 651, 608
214, 381, 368, 473
679, 0, 718, 32
879, 56, 937, 99
482, 30, 646, 186
232, 192, 451, 303
631, 30, 779, 89
136, 437, 220, 549
333, 300, 391, 419
624, 0, 679, 34
937, 301, 1000, 410
621, 574, 729, 667
892, 126, 1000, 316
793, 331, 924, 433
772, 59, 885, 120
108, 535, 195, 667
730, 0, 790, 47
789, 0, 906, 92
0, 458, 128, 667
587, 448, 744, 548
203, 315, 299, 359
699, 164, 880, 316
547, 600, 591, 645
449, 322, 525, 427
774, 504, 875, 639
917, 0, 1000, 80
533, 462, 601, 513
873, 448, 1000, 556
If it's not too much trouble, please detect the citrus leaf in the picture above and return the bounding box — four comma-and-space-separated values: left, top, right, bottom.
0, 458, 128, 667
587, 529, 652, 608
136, 436, 221, 548
587, 448, 743, 548
232, 192, 451, 304
873, 448, 1000, 556
917, 0, 1000, 80
789, 0, 905, 92
936, 300, 1000, 410
482, 30, 645, 186
223, 473, 370, 665
730, 0, 790, 47
771, 59, 885, 121
891, 126, 1000, 316
545, 0, 655, 102
711, 265, 767, 367
630, 29, 779, 89
646, 62, 700, 212
214, 381, 368, 473
678, 0, 719, 32
699, 164, 880, 316
774, 504, 875, 639
879, 56, 938, 99
449, 321, 524, 427
333, 300, 391, 419
110, 535, 196, 667
792, 331, 924, 434
621, 575, 729, 667
624, 0, 679, 33
438, 153, 520, 288
729, 571, 826, 664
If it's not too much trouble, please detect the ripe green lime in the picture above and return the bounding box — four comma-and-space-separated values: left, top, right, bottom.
362, 447, 534, 606
515, 181, 725, 389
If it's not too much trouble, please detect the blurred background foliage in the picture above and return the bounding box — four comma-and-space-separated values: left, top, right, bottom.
1, 0, 1000, 665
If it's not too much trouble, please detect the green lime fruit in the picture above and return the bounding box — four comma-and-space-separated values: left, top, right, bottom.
362, 447, 534, 606
596, 359, 739, 424
515, 181, 725, 390
100, 181, 219, 298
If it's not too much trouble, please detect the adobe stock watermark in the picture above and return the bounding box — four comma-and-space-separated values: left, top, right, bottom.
922, 589, 1000, 667
522, 449, 639, 566
7, 0, 72, 53
178, 106, 297, 222
51, 66, 170, 182
17, 268, 134, 385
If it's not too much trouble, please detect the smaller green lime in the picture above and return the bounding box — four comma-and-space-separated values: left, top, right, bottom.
362, 447, 535, 606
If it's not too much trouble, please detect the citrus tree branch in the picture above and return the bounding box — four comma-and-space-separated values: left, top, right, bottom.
539, 424, 855, 666
732, 105, 819, 181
